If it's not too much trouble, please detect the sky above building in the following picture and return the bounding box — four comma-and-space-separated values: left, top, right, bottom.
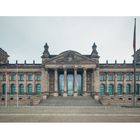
0, 16, 140, 64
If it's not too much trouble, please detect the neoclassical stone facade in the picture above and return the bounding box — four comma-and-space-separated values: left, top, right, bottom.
0, 42, 140, 99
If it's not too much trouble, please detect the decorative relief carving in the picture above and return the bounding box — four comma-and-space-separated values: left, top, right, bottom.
45, 50, 97, 65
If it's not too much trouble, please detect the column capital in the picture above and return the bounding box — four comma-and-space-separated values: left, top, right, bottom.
63, 68, 67, 71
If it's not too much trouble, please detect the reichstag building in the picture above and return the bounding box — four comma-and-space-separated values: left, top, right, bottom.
0, 42, 140, 105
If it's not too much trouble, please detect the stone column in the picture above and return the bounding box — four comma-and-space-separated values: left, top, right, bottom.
63, 68, 67, 97
74, 68, 78, 96
54, 69, 58, 96
83, 68, 87, 96
123, 73, 126, 93
114, 73, 117, 94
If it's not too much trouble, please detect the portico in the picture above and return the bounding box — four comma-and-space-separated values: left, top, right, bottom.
46, 67, 94, 97
40, 43, 99, 97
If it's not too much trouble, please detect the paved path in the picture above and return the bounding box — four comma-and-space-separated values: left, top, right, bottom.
0, 106, 140, 122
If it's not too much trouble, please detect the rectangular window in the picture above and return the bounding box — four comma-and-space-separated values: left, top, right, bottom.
108, 74, 114, 81
10, 73, 15, 81
136, 73, 139, 81
35, 74, 41, 81
100, 74, 106, 81
117, 73, 123, 81
2, 74, 6, 81
28, 74, 32, 81
19, 74, 24, 81
126, 73, 132, 81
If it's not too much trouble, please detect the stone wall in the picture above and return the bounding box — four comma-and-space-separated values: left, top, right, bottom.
0, 95, 43, 106
99, 95, 140, 106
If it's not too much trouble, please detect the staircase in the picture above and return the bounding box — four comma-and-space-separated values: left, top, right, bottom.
39, 96, 101, 106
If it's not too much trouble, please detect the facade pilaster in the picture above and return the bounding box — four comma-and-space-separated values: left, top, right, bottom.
93, 68, 100, 95
114, 73, 117, 94
41, 68, 47, 94
123, 73, 126, 93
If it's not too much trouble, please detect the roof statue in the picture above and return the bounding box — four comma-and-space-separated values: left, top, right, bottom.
90, 42, 99, 58
42, 42, 50, 58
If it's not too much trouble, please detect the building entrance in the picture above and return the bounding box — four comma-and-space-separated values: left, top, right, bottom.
67, 74, 73, 96
58, 72, 82, 96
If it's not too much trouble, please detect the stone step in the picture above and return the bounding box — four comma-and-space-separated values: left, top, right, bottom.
39, 96, 101, 106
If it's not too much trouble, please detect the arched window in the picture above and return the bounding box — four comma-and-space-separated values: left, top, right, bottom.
19, 84, 24, 94
117, 84, 123, 94
27, 84, 32, 95
136, 84, 139, 94
11, 84, 16, 94
108, 84, 114, 95
126, 84, 131, 94
36, 84, 41, 95
2, 83, 6, 95
100, 84, 105, 95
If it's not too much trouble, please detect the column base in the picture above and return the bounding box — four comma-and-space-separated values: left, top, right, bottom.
74, 92, 78, 96
63, 92, 67, 97
54, 92, 58, 97
83, 92, 88, 96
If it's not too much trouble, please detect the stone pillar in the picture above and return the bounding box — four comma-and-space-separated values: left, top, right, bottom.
123, 73, 126, 93
54, 69, 58, 96
93, 68, 100, 95
91, 69, 94, 96
63, 68, 67, 97
83, 68, 87, 96
114, 73, 117, 94
46, 69, 49, 96
41, 68, 47, 94
74, 68, 78, 96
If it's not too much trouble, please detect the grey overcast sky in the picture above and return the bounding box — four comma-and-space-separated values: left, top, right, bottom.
0, 16, 140, 64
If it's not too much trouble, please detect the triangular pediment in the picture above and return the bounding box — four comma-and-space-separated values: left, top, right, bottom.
44, 50, 97, 65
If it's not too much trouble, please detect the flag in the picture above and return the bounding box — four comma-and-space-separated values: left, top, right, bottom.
133, 18, 136, 51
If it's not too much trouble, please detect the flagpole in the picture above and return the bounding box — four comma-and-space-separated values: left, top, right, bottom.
5, 71, 8, 107
133, 18, 136, 106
